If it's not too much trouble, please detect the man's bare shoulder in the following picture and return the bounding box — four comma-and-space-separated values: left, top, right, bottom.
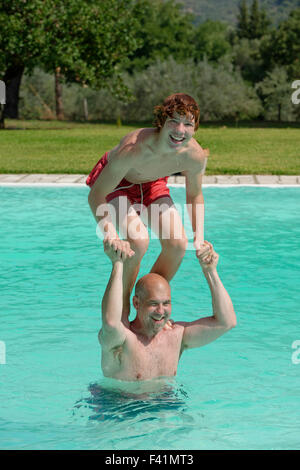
98, 321, 136, 351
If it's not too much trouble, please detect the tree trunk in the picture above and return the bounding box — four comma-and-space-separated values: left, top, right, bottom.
0, 105, 5, 129
278, 103, 281, 122
3, 65, 25, 119
83, 97, 88, 120
55, 67, 64, 120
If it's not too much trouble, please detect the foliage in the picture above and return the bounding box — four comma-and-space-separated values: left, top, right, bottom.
0, 0, 140, 99
3, 0, 300, 124
237, 0, 271, 39
125, 57, 263, 122
40, 0, 140, 98
265, 9, 300, 78
177, 0, 300, 26
230, 37, 267, 83
19, 59, 263, 122
124, 0, 196, 71
256, 66, 298, 120
194, 58, 263, 121
20, 69, 55, 119
0, 0, 48, 74
193, 20, 231, 61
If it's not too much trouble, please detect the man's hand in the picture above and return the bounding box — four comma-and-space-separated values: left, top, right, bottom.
196, 241, 219, 272
103, 237, 135, 264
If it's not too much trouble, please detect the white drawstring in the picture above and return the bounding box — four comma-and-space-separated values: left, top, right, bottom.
139, 183, 143, 208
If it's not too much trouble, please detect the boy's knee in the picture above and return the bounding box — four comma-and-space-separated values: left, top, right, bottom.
129, 236, 149, 259
162, 235, 188, 258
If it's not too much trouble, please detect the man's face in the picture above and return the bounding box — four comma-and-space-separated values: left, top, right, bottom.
134, 284, 172, 335
163, 111, 195, 148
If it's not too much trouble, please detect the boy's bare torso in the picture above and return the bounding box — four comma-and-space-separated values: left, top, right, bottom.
100, 322, 185, 381
108, 128, 206, 184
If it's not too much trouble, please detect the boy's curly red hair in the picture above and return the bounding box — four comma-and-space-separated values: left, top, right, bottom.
153, 93, 200, 131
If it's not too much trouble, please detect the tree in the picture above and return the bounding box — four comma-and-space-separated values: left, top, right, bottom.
124, 0, 196, 72
0, 0, 49, 119
193, 20, 231, 62
256, 66, 296, 121
236, 0, 271, 39
0, 0, 140, 125
113, 57, 262, 122
237, 0, 250, 39
233, 0, 273, 83
193, 58, 262, 121
266, 9, 300, 78
231, 37, 267, 84
248, 0, 271, 39
19, 57, 266, 123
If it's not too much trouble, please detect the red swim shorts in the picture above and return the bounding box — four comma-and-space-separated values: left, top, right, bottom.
86, 152, 170, 207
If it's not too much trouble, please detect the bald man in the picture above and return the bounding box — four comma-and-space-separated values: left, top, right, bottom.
99, 238, 236, 381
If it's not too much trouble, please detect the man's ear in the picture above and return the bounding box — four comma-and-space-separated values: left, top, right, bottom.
132, 295, 139, 310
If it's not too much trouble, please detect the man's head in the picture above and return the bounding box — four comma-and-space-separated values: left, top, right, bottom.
132, 273, 172, 337
153, 93, 200, 133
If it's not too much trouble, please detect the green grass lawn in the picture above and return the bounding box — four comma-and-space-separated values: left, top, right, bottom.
0, 119, 299, 174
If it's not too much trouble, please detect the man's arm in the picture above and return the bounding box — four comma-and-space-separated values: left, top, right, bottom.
180, 242, 236, 351
99, 239, 134, 350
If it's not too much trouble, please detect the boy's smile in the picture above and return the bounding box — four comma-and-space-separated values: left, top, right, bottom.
164, 111, 195, 148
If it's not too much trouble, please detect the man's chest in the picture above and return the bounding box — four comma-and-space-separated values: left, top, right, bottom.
123, 330, 183, 380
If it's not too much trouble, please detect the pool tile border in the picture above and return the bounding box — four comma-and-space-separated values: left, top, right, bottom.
0, 174, 299, 186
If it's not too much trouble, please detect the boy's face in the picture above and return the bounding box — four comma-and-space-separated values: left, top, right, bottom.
163, 111, 196, 148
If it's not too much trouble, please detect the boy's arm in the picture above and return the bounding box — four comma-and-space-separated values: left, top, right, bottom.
182, 148, 208, 250
180, 242, 237, 351
88, 143, 133, 239
99, 239, 134, 350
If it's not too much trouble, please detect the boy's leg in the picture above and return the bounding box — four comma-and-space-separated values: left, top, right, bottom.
109, 197, 149, 325
146, 196, 188, 281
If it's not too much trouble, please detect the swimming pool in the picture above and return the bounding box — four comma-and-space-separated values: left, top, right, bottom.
0, 185, 299, 450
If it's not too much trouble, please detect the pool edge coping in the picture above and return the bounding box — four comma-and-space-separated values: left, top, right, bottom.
0, 174, 299, 186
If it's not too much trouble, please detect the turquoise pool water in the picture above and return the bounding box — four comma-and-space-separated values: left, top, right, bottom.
0, 185, 299, 450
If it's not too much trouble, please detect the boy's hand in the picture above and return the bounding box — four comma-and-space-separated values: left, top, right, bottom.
194, 238, 205, 257
103, 237, 135, 264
